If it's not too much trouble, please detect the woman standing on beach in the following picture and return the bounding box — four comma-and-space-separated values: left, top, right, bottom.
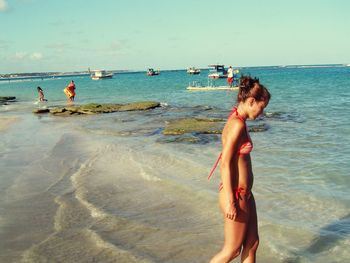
209, 76, 270, 263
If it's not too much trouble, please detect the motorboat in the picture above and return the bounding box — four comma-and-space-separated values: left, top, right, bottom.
90, 70, 113, 80
208, 64, 227, 79
147, 68, 160, 76
187, 80, 238, 91
187, 67, 201, 75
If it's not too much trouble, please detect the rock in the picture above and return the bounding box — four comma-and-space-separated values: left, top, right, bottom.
32, 108, 50, 114
49, 107, 68, 114
0, 96, 16, 101
118, 101, 161, 111
248, 123, 269, 132
0, 96, 16, 104
77, 103, 121, 114
264, 111, 303, 123
163, 118, 223, 135
157, 133, 220, 144
32, 101, 161, 116
163, 117, 269, 136
157, 135, 202, 144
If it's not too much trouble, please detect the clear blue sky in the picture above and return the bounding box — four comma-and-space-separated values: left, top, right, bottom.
1, 0, 349, 73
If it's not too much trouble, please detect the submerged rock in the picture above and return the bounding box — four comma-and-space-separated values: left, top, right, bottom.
248, 123, 269, 132
32, 108, 50, 114
32, 101, 161, 116
264, 111, 304, 123
0, 96, 16, 101
0, 96, 16, 104
157, 135, 202, 144
163, 118, 269, 137
163, 118, 223, 135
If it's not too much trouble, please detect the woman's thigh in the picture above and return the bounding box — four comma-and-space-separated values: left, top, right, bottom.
243, 194, 258, 244
219, 190, 250, 249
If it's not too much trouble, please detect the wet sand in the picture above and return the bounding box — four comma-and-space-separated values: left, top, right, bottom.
0, 116, 18, 131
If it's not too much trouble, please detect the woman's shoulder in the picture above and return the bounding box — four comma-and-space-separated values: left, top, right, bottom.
223, 117, 245, 136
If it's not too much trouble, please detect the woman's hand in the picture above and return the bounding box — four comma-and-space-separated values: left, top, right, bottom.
225, 200, 238, 220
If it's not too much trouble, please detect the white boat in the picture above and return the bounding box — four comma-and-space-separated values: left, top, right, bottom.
187, 80, 238, 91
187, 67, 200, 75
147, 68, 160, 76
91, 70, 113, 80
208, 64, 227, 79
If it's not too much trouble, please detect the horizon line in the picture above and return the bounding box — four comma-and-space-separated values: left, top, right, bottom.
1, 63, 348, 76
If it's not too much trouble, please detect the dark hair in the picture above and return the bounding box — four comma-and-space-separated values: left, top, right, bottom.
37, 86, 43, 91
237, 75, 271, 103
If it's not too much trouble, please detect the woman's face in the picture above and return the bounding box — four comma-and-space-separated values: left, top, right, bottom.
249, 99, 267, 120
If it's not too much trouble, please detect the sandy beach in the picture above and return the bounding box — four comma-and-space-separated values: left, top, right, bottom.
0, 116, 18, 131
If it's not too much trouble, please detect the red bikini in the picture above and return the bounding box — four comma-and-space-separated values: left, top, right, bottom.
208, 107, 253, 198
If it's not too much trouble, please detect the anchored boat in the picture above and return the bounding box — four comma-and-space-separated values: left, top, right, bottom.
147, 68, 160, 76
208, 64, 227, 79
90, 70, 113, 80
187, 80, 238, 91
187, 67, 201, 75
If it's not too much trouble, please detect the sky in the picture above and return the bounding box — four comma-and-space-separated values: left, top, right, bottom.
0, 0, 349, 73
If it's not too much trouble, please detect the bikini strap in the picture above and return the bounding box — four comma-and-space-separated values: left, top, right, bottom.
229, 107, 245, 122
208, 153, 222, 180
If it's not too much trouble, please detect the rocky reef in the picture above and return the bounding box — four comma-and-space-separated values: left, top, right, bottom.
33, 101, 161, 116
0, 96, 16, 105
163, 118, 224, 135
163, 117, 268, 135
31, 101, 270, 144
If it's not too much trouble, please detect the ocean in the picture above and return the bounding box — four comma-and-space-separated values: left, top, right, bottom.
0, 65, 349, 263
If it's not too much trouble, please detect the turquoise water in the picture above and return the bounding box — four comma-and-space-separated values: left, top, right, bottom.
1, 66, 349, 262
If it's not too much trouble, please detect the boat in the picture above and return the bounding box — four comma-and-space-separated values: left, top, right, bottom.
208, 64, 227, 79
187, 80, 238, 91
90, 70, 113, 80
187, 67, 201, 75
147, 68, 160, 76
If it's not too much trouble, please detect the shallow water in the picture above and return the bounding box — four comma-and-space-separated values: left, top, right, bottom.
1, 66, 350, 262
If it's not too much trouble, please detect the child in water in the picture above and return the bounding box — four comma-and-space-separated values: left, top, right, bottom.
37, 86, 47, 101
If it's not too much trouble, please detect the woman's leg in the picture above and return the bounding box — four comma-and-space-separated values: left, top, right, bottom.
241, 194, 259, 263
209, 191, 250, 263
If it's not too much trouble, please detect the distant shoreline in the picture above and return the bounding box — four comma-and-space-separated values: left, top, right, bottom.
0, 72, 89, 82
1, 63, 348, 82
0, 70, 133, 82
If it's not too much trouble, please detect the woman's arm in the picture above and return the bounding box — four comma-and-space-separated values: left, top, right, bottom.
220, 119, 245, 220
